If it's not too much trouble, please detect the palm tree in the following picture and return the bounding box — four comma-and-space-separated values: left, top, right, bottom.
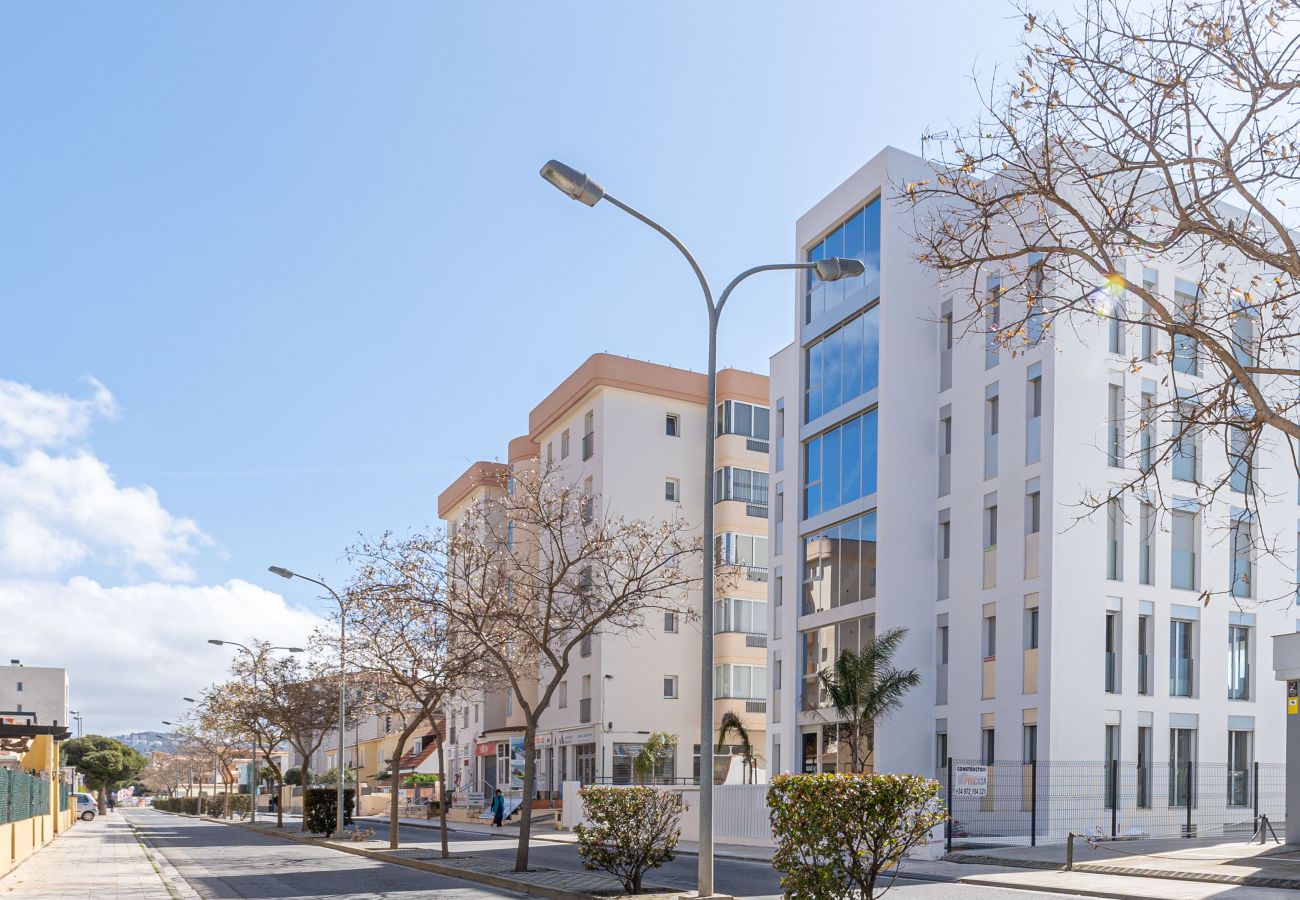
818, 626, 921, 773
716, 711, 757, 784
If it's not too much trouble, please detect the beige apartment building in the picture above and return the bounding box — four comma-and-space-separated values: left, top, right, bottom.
437, 353, 770, 795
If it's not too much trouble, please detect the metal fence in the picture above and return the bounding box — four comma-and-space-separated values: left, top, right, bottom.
939, 758, 1285, 850
0, 769, 52, 824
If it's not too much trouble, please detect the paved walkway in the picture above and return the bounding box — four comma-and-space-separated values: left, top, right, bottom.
0, 814, 181, 899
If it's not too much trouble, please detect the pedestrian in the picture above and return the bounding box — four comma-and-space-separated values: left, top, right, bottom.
269, 792, 277, 813
107, 793, 116, 812
490, 789, 505, 828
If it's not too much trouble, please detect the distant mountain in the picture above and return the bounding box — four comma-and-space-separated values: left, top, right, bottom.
113, 731, 179, 755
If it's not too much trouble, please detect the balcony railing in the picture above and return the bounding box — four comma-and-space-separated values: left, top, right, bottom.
745, 503, 768, 518
1170, 658, 1193, 697
1104, 652, 1117, 693
579, 698, 592, 724
745, 438, 770, 454
1138, 653, 1151, 694
744, 699, 766, 714
744, 566, 768, 582
745, 634, 767, 648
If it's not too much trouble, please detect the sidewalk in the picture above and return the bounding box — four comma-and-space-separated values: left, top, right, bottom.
0, 814, 196, 900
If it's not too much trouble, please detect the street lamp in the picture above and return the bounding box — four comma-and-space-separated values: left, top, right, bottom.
69, 710, 83, 738
269, 565, 349, 837
541, 159, 864, 900
209, 639, 303, 824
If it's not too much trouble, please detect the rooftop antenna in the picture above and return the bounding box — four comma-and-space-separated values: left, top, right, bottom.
921, 129, 950, 161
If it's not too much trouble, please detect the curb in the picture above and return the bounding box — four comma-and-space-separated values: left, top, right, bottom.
954, 855, 1300, 892
122, 814, 204, 900
958, 875, 1156, 900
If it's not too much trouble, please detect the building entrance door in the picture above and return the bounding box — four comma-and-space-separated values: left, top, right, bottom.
575, 743, 596, 785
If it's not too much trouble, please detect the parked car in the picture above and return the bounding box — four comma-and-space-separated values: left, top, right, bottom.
75, 793, 98, 821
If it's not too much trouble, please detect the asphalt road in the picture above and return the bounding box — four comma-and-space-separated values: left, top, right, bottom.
130, 810, 1077, 900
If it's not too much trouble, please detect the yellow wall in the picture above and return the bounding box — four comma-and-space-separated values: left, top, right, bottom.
1, 735, 76, 878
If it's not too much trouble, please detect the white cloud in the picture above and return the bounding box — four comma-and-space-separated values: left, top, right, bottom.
0, 378, 116, 452
0, 577, 328, 736
0, 450, 206, 580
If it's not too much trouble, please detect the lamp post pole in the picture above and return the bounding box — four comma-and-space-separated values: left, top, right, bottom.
208, 640, 304, 824
539, 159, 864, 900
269, 566, 348, 836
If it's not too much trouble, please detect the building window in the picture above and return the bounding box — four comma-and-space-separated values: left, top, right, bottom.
716, 466, 769, 510
582, 476, 594, 524
983, 613, 997, 660
1229, 427, 1252, 493
1026, 369, 1043, 464
1228, 624, 1251, 700
1228, 731, 1252, 807
558, 681, 568, 709
1104, 612, 1120, 693
1104, 724, 1119, 808
804, 198, 880, 323
804, 306, 881, 421
666, 414, 680, 437
1173, 278, 1200, 375
936, 731, 949, 771
1106, 498, 1124, 581
984, 501, 998, 550
714, 596, 768, 634
981, 727, 996, 765
1170, 619, 1195, 697
582, 411, 594, 460
803, 408, 878, 518
1137, 725, 1153, 807
663, 676, 678, 699
1231, 519, 1253, 598
1169, 727, 1196, 806
561, 428, 571, 459
717, 533, 769, 581
714, 664, 767, 700
1141, 268, 1158, 361
1138, 614, 1153, 695
1025, 483, 1041, 535
1140, 388, 1156, 472
1173, 405, 1199, 483
1108, 287, 1127, 355
1026, 253, 1046, 343
718, 400, 770, 449
1024, 607, 1039, 650
1171, 508, 1198, 590
665, 478, 680, 502
985, 388, 1000, 480
580, 634, 593, 658
775, 405, 785, 472
985, 274, 1002, 369
664, 612, 678, 634
15, 682, 20, 692
1107, 384, 1124, 467
1023, 724, 1038, 765
801, 511, 876, 615
1139, 502, 1155, 585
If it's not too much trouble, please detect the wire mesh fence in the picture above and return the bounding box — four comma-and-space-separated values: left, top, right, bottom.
0, 768, 51, 824
938, 758, 1284, 850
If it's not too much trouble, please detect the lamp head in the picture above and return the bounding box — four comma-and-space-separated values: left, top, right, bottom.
268, 566, 295, 579
539, 160, 605, 207
286, 647, 305, 653
207, 639, 224, 646
162, 720, 174, 726
813, 257, 867, 282
183, 697, 196, 703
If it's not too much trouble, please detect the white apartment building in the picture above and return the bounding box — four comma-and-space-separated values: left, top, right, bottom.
439, 354, 770, 794
767, 147, 1292, 832
0, 662, 69, 730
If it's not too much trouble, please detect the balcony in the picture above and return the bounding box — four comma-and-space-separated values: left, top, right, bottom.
745, 503, 768, 519
579, 698, 592, 724
745, 438, 770, 454
745, 634, 767, 648
744, 566, 768, 583
744, 699, 766, 714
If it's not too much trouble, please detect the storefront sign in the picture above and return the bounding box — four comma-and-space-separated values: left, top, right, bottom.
474, 741, 496, 757
536, 733, 554, 748
1289, 680, 1298, 715
559, 727, 596, 746
953, 764, 989, 797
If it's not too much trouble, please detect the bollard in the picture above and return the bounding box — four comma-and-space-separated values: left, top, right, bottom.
1066, 832, 1074, 871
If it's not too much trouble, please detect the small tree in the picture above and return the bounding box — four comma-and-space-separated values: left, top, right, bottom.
259, 659, 340, 831
768, 773, 945, 900
634, 732, 678, 785
817, 627, 920, 773
178, 697, 246, 819
325, 535, 490, 853
63, 735, 147, 813
442, 462, 700, 872
716, 712, 757, 784
226, 644, 299, 828
576, 786, 683, 893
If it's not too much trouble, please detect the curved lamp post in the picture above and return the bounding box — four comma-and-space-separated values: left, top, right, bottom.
268, 565, 349, 836
540, 159, 864, 900
208, 639, 303, 823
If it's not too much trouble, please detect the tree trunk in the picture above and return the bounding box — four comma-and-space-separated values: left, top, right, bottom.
436, 735, 449, 859
300, 763, 311, 832
97, 786, 106, 815
513, 721, 537, 873
223, 777, 232, 818
275, 778, 284, 828
387, 728, 414, 850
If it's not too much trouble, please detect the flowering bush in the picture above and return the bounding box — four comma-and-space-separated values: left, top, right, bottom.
575, 786, 683, 893
768, 773, 945, 900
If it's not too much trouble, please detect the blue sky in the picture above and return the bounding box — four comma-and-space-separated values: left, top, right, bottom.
0, 1, 1068, 732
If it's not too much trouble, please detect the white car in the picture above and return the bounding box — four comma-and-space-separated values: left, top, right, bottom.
75, 793, 98, 821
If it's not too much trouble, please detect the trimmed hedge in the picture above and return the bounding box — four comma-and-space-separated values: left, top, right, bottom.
304, 787, 354, 836
152, 797, 201, 815
768, 773, 945, 900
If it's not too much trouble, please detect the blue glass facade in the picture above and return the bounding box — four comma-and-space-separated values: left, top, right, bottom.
805, 305, 879, 422
805, 198, 881, 323
801, 510, 877, 614
803, 408, 878, 518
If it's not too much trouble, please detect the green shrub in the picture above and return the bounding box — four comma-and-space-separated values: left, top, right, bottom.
768, 773, 946, 900
207, 793, 252, 819
575, 786, 682, 893
404, 773, 440, 786
304, 787, 355, 836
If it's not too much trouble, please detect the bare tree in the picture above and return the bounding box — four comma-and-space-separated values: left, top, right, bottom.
320, 536, 490, 852
178, 696, 245, 818
226, 644, 299, 828
441, 462, 700, 872
140, 753, 191, 798
258, 658, 340, 832
908, 0, 1300, 602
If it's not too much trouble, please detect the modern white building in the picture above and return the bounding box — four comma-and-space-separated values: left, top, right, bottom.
0, 661, 69, 731
439, 354, 770, 795
767, 146, 1292, 837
